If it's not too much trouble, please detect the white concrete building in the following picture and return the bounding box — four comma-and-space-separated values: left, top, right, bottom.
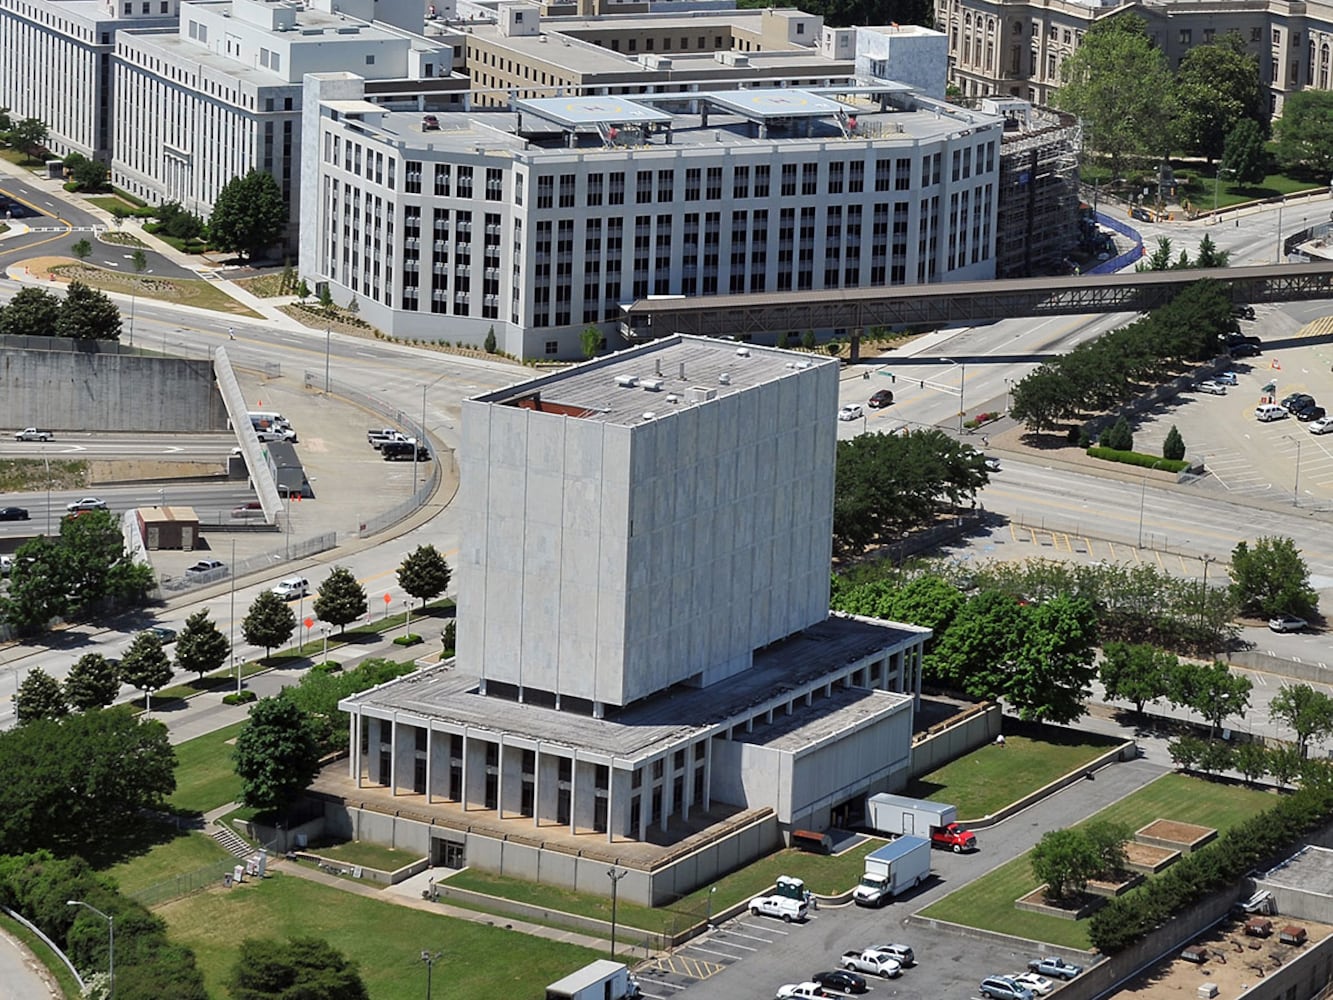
0, 0, 178, 159
113, 0, 457, 232
330, 337, 930, 902
301, 75, 1003, 359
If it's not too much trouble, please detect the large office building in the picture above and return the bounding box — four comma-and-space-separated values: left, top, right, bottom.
300, 68, 1004, 359
112, 0, 460, 230
936, 0, 1333, 115
329, 337, 929, 903
0, 0, 178, 160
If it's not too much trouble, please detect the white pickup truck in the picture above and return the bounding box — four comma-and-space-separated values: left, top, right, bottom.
13, 427, 52, 441
748, 893, 808, 923
840, 950, 901, 978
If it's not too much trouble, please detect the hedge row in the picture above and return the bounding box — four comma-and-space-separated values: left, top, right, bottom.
1086, 446, 1190, 473
1088, 773, 1333, 953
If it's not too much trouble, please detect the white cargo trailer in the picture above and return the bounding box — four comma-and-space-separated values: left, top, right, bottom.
866, 793, 957, 836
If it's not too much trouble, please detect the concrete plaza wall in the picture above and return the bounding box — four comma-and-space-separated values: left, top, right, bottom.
908, 702, 1001, 779
1, 340, 227, 431
321, 800, 779, 907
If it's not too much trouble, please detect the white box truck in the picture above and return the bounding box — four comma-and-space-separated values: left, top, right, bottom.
546, 960, 641, 1000
852, 836, 931, 907
866, 793, 977, 852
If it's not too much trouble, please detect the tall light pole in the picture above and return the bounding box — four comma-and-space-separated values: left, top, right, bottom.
230, 537, 240, 696
415, 373, 450, 496
607, 866, 628, 958
1199, 555, 1216, 634
42, 447, 51, 535
420, 949, 442, 999
1136, 471, 1148, 549
942, 358, 965, 434
324, 326, 332, 393
1290, 435, 1303, 505
67, 900, 113, 999
1276, 202, 1285, 263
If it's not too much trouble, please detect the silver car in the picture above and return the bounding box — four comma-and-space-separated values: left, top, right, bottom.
1195, 380, 1227, 395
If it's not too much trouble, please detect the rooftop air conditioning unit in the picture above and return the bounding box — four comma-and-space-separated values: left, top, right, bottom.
615, 374, 639, 387
640, 378, 663, 391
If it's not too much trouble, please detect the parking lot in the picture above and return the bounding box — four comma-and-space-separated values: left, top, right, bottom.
1132, 309, 1333, 507
635, 893, 1065, 1000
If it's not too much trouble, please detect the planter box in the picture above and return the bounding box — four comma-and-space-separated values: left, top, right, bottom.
1015, 885, 1104, 920
1124, 841, 1181, 875
1136, 819, 1217, 854
1086, 873, 1145, 898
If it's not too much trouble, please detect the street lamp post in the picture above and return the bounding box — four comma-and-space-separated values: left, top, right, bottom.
67, 900, 113, 999
607, 866, 628, 958
706, 886, 718, 927
324, 326, 332, 393
405, 599, 412, 637
942, 358, 965, 434
1136, 472, 1148, 549
42, 447, 51, 535
230, 538, 240, 696
420, 949, 442, 1000
1199, 555, 1216, 634
1292, 436, 1303, 505
322, 625, 330, 663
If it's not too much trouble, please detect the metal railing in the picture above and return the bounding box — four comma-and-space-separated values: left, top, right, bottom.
302, 371, 444, 537
158, 531, 338, 594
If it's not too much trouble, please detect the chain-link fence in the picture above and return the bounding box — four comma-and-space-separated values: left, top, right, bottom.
159, 531, 338, 594
130, 858, 239, 908
303, 370, 443, 537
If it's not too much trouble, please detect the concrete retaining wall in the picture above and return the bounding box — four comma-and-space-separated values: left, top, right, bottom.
1225, 649, 1332, 685
964, 741, 1136, 828
1, 343, 227, 431
909, 703, 1001, 778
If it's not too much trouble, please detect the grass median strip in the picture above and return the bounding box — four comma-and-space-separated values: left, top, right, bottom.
904, 727, 1123, 819
918, 772, 1275, 949
169, 720, 247, 814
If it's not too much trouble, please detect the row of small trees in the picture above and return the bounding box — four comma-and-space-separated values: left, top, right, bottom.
13, 544, 452, 722
1010, 280, 1236, 434
0, 282, 121, 341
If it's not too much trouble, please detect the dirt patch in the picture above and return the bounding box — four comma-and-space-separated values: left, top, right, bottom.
88, 460, 225, 484
1137, 818, 1217, 852
1124, 841, 1179, 874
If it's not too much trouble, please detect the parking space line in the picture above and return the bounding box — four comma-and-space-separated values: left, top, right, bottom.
708, 936, 760, 951
715, 929, 777, 945
738, 920, 790, 935
686, 944, 750, 960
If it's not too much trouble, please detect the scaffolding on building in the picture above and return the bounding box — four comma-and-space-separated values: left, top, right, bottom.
994, 106, 1082, 279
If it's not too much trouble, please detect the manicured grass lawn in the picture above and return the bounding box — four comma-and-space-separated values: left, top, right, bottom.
309, 840, 421, 872
169, 720, 247, 814
904, 727, 1123, 819
161, 875, 601, 1000
448, 840, 885, 935
919, 773, 1276, 949
85, 195, 144, 214
105, 830, 233, 897
43, 261, 263, 317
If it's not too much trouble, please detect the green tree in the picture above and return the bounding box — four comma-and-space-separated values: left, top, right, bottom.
1099, 642, 1175, 716
313, 566, 367, 635
208, 169, 287, 259
131, 248, 148, 275
484, 325, 498, 354
1082, 820, 1131, 877
1229, 536, 1319, 619
118, 631, 173, 714
296, 278, 310, 301
153, 201, 205, 241
397, 544, 452, 609
1268, 743, 1304, 786
1173, 33, 1265, 162
1030, 828, 1101, 902
229, 937, 369, 1000
1101, 416, 1134, 452
1005, 594, 1099, 724
14, 667, 68, 724
1162, 425, 1185, 462
318, 284, 334, 308
1053, 15, 1175, 178
9, 117, 49, 161
1, 536, 68, 634
832, 574, 965, 639
1269, 684, 1333, 758
242, 590, 297, 663
1137, 235, 1178, 273
233, 698, 322, 812
66, 156, 109, 191
0, 286, 61, 337
1193, 235, 1230, 269
70, 238, 92, 261
0, 707, 175, 855
1172, 660, 1251, 736
1010, 364, 1082, 433
927, 589, 1025, 697
64, 653, 121, 712
58, 509, 151, 614
580, 324, 602, 358
1221, 118, 1268, 186
174, 609, 230, 682
55, 280, 121, 341
1273, 91, 1333, 178
1232, 741, 1270, 785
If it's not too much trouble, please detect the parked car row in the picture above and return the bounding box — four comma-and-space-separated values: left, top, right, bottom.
978, 957, 1083, 999
367, 427, 430, 462
775, 944, 917, 999
1256, 392, 1327, 426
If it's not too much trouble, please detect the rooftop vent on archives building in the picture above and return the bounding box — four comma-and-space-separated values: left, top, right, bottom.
614, 374, 639, 388
640, 378, 663, 392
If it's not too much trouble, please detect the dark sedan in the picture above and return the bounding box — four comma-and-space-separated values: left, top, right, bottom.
0, 506, 29, 521
868, 388, 894, 409
1296, 405, 1326, 423
1229, 342, 1262, 358
811, 970, 868, 995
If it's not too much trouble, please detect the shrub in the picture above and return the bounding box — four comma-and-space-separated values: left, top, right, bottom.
1163, 425, 1186, 461
222, 690, 258, 705
1102, 416, 1134, 451
1078, 426, 1092, 449
1086, 447, 1189, 473
393, 634, 423, 647
484, 326, 497, 353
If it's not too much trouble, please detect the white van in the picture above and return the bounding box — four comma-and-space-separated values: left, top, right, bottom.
248, 411, 292, 431
1255, 403, 1288, 422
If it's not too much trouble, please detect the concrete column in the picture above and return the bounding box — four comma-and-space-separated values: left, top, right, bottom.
463, 733, 487, 810
535, 746, 553, 827
914, 645, 923, 709
425, 724, 433, 803
568, 753, 578, 834
681, 755, 691, 825
428, 726, 450, 803
660, 768, 673, 833
351, 710, 361, 785
389, 714, 399, 796
608, 767, 630, 843
573, 760, 598, 833
500, 743, 523, 818
395, 721, 417, 796
703, 738, 713, 811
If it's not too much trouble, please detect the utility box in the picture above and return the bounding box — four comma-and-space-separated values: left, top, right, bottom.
546, 960, 641, 1000
136, 506, 199, 551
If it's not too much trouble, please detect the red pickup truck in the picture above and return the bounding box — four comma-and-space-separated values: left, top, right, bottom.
930, 822, 977, 852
